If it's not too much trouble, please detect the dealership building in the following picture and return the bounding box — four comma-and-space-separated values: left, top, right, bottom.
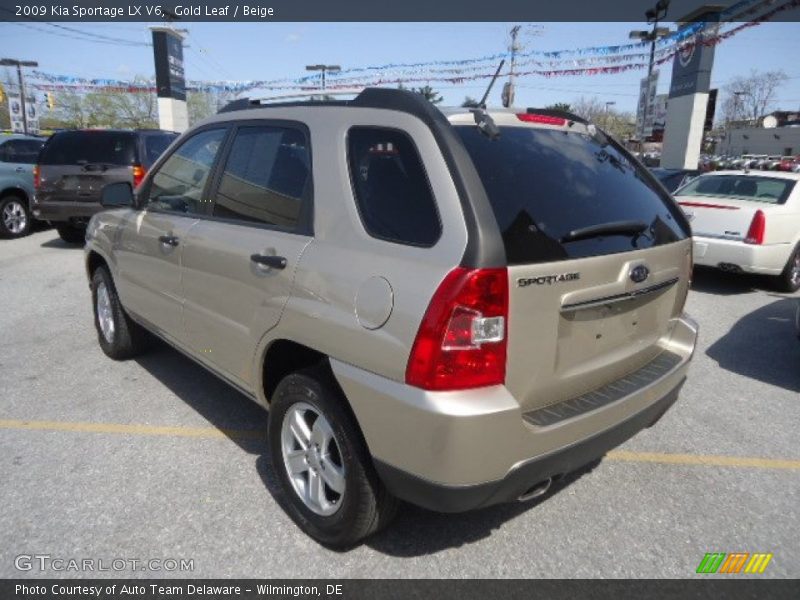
720, 112, 800, 157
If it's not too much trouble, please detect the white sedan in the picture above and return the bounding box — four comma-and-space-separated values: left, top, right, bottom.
674, 171, 800, 292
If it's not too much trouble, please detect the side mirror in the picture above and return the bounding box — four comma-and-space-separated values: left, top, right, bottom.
101, 182, 134, 208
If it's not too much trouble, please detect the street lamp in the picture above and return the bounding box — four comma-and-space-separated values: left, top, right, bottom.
305, 64, 341, 92
629, 0, 671, 149
0, 58, 39, 135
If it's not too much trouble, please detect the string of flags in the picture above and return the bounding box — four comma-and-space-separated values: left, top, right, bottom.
26, 0, 797, 98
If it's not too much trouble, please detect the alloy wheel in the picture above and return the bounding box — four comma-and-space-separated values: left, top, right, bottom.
2, 200, 27, 235
280, 402, 346, 516
96, 282, 115, 343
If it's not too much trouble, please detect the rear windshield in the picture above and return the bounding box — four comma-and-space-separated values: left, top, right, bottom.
455, 125, 690, 265
143, 133, 178, 167
675, 175, 795, 205
39, 131, 136, 166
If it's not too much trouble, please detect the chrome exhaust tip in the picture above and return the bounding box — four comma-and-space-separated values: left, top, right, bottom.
517, 477, 552, 502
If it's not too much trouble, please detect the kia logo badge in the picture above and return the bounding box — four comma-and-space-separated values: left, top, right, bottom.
630, 265, 650, 284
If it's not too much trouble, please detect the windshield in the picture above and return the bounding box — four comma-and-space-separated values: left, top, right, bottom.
39, 131, 136, 166
455, 125, 690, 265
675, 175, 795, 205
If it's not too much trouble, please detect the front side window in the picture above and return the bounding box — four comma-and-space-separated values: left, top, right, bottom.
212, 125, 310, 230
146, 128, 226, 215
347, 127, 441, 247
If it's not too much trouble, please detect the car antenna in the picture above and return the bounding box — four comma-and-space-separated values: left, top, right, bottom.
472, 59, 505, 140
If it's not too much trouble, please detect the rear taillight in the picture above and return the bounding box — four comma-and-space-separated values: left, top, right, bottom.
33, 165, 40, 190
132, 164, 146, 189
744, 210, 766, 245
405, 267, 508, 391
516, 113, 567, 126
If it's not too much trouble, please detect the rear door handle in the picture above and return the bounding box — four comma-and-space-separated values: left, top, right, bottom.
158, 235, 179, 247
250, 254, 287, 270
15, 166, 25, 173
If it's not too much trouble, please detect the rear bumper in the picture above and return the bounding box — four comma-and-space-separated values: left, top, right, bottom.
331, 314, 698, 512
375, 379, 684, 512
31, 199, 103, 223
692, 236, 792, 275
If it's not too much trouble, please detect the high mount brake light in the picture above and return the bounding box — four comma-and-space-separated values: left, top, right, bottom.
405, 268, 508, 391
516, 113, 567, 126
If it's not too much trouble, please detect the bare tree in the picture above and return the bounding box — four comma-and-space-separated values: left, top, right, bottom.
570, 96, 635, 141
722, 69, 788, 124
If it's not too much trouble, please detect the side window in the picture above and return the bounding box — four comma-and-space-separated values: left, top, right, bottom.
146, 128, 226, 215
347, 127, 440, 246
212, 125, 310, 230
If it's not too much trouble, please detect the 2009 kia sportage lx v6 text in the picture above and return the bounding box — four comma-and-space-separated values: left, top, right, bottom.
84, 88, 697, 547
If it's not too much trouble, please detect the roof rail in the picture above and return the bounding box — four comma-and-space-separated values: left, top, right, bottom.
216, 87, 448, 119
218, 89, 365, 113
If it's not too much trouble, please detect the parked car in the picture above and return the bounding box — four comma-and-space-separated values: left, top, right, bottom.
0, 134, 46, 238
33, 129, 178, 244
84, 89, 698, 546
675, 171, 800, 291
777, 156, 799, 172
650, 168, 701, 193
764, 155, 784, 170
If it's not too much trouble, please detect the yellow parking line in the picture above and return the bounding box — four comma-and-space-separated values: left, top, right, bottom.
0, 419, 264, 440
1, 418, 799, 470
606, 450, 800, 470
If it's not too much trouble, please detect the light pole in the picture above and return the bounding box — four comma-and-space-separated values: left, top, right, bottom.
629, 0, 671, 150
0, 58, 39, 135
305, 64, 341, 93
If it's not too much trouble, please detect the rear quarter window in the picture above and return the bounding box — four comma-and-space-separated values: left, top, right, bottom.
347, 127, 441, 247
142, 133, 178, 167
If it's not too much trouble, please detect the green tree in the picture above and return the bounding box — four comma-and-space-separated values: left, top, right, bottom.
410, 85, 443, 105
461, 96, 480, 108
546, 102, 572, 112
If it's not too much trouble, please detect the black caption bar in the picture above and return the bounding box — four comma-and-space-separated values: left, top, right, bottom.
1, 0, 799, 21
2, 580, 800, 600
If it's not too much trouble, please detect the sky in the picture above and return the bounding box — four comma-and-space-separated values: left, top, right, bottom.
2, 20, 799, 116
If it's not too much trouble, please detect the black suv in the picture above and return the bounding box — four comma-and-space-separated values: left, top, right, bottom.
33, 129, 178, 243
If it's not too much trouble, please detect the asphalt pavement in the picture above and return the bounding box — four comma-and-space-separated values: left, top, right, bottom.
0, 229, 798, 578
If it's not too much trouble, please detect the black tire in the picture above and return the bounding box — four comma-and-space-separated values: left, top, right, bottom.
56, 224, 86, 245
90, 266, 150, 360
776, 246, 800, 293
0, 194, 32, 238
268, 366, 398, 548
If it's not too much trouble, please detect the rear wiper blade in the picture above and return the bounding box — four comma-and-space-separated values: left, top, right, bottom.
560, 220, 648, 243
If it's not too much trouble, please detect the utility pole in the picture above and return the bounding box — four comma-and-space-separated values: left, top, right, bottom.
503, 25, 521, 108
305, 64, 341, 93
0, 58, 39, 135
629, 1, 671, 150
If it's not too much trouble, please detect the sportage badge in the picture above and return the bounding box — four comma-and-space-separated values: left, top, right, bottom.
518, 273, 580, 287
